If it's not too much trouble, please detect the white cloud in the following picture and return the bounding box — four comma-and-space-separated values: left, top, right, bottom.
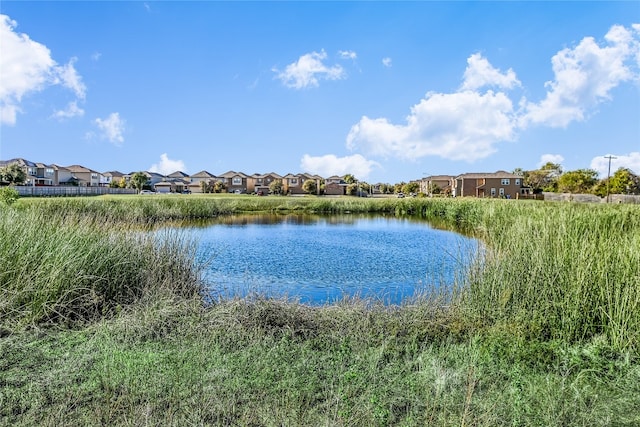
538, 154, 564, 168
0, 15, 54, 124
346, 25, 640, 164
273, 50, 345, 89
0, 14, 86, 125
149, 153, 187, 175
382, 57, 392, 68
520, 24, 640, 129
300, 153, 380, 180
53, 57, 86, 99
52, 100, 84, 120
339, 50, 357, 60
347, 89, 516, 162
94, 112, 125, 145
461, 53, 520, 91
590, 152, 640, 177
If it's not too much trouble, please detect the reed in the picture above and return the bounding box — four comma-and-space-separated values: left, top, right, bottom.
462, 202, 640, 351
0, 207, 203, 330
10, 195, 640, 351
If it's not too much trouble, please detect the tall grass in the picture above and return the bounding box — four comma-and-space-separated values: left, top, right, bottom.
16, 194, 483, 227
8, 195, 640, 351
0, 207, 203, 330
463, 202, 640, 352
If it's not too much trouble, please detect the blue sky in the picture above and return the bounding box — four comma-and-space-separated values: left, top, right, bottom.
1, 1, 639, 183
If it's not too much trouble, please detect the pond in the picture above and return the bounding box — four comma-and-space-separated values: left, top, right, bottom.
172, 214, 479, 305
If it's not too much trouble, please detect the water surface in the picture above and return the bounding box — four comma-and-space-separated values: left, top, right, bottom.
175, 214, 477, 304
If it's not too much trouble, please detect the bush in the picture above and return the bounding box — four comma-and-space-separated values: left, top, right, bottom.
0, 186, 19, 205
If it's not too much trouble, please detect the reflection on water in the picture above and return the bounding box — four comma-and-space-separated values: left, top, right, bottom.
170, 214, 478, 305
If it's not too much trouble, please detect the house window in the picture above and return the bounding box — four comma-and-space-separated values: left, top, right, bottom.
232, 177, 242, 185
490, 188, 496, 196
290, 178, 298, 185
91, 173, 98, 179
515, 178, 521, 185
46, 168, 54, 176
499, 188, 505, 196
501, 179, 510, 185
28, 167, 36, 176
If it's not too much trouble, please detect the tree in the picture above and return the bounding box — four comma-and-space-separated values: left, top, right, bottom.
130, 172, 149, 193
200, 181, 211, 194
609, 167, 640, 195
343, 174, 356, 184
524, 162, 563, 193
593, 167, 640, 197
302, 179, 317, 195
213, 180, 227, 193
0, 163, 27, 185
403, 182, 420, 194
359, 182, 371, 195
427, 182, 441, 195
269, 179, 283, 195
378, 183, 393, 194
557, 169, 598, 194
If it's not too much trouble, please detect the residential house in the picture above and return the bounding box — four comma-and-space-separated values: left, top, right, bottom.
33, 163, 57, 186
0, 158, 39, 185
52, 164, 74, 186
219, 171, 250, 193
102, 171, 126, 187
145, 171, 166, 187
189, 170, 216, 184
453, 171, 523, 199
166, 171, 189, 182
282, 173, 322, 195
187, 170, 217, 193
154, 181, 174, 193
63, 165, 102, 187
153, 171, 189, 193
421, 175, 455, 196
252, 172, 282, 195
324, 175, 348, 196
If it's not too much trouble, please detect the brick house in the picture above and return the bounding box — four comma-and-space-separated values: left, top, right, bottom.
453, 171, 523, 198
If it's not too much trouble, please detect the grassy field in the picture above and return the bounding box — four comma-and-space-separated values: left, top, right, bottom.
1, 195, 639, 425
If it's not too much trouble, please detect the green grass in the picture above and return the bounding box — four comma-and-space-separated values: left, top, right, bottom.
0, 207, 203, 330
2, 300, 639, 426
463, 201, 640, 351
1, 196, 639, 425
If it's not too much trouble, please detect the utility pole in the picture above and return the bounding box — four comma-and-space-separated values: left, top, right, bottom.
422, 172, 430, 197
605, 155, 616, 203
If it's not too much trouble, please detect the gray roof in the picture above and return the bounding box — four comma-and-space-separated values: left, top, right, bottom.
191, 170, 216, 178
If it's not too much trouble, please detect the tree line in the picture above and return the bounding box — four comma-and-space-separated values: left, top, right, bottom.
514, 162, 640, 196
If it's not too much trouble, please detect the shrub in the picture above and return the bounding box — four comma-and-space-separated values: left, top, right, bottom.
0, 186, 19, 205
